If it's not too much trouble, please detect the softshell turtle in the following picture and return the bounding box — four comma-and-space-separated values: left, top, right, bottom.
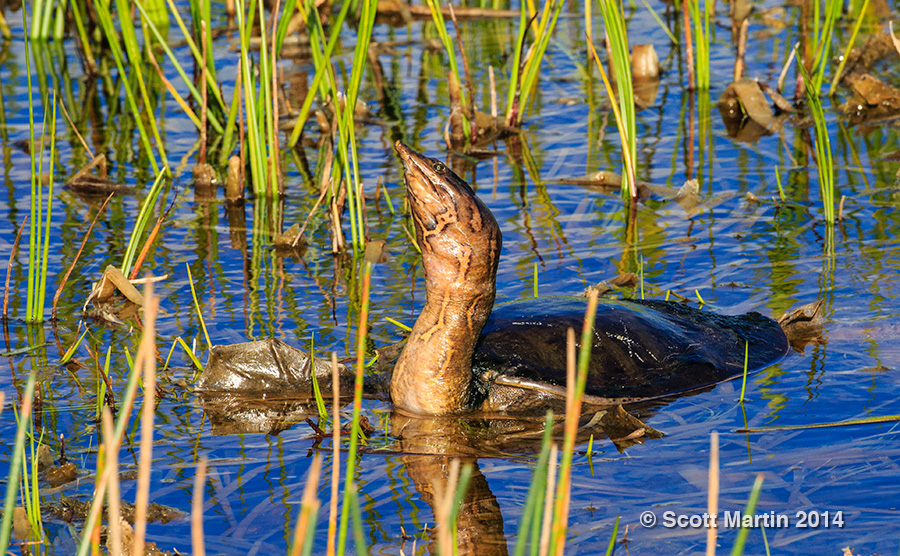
199, 142, 790, 415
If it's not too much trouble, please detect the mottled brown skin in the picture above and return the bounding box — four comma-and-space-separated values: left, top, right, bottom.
391, 141, 501, 415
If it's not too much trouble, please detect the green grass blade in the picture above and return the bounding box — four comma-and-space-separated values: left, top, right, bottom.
0, 373, 37, 554
729, 474, 764, 556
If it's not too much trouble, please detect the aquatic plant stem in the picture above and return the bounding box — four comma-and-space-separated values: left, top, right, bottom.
587, 38, 637, 198
53, 193, 113, 320
101, 408, 123, 556
337, 261, 372, 555
827, 0, 870, 96
705, 432, 719, 556
0, 373, 36, 555
290, 454, 322, 556
192, 458, 208, 556
730, 474, 764, 555
133, 284, 159, 556
3, 217, 27, 320
551, 290, 600, 555
326, 353, 341, 556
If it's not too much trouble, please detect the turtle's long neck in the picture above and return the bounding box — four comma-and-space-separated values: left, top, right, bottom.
391, 142, 502, 415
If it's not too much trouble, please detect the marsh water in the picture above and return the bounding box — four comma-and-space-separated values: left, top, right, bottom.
1, 0, 900, 554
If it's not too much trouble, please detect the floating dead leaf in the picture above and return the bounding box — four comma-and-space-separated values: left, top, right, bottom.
584, 282, 612, 297
364, 239, 389, 264
674, 179, 701, 213
609, 272, 639, 288
37, 444, 54, 470
720, 79, 774, 128
44, 462, 79, 487
92, 266, 145, 306
778, 300, 825, 353
274, 223, 302, 248
599, 404, 664, 451
116, 519, 173, 556
68, 154, 133, 196
757, 81, 795, 113
13, 506, 29, 540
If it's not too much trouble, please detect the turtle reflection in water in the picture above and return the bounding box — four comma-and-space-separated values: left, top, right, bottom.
199, 141, 790, 423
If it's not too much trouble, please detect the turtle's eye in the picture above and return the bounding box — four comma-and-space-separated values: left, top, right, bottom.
432, 161, 446, 173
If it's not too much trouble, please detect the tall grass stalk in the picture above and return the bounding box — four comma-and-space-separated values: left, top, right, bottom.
94, 0, 165, 174
808, 0, 841, 94
512, 412, 554, 556
0, 373, 37, 555
506, 0, 565, 127
191, 458, 208, 556
705, 432, 719, 556
136, 0, 227, 134
303, 0, 376, 252
729, 474, 764, 555
235, 0, 277, 197
133, 284, 159, 556
827, 0, 871, 96
122, 168, 168, 277
26, 89, 56, 323
287, 0, 354, 148
289, 454, 322, 556
550, 290, 600, 554
425, 0, 471, 140
336, 261, 372, 554
587, 38, 637, 198
75, 289, 160, 556
687, 0, 711, 90
797, 48, 836, 223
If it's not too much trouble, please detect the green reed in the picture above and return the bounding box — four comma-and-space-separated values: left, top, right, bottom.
0, 373, 37, 555
17, 393, 45, 539
425, 0, 472, 140
95, 0, 167, 174
729, 474, 764, 555
121, 168, 168, 277
302, 0, 376, 252
808, 0, 841, 95
287, 0, 354, 148
827, 0, 871, 96
797, 49, 836, 223
687, 0, 710, 90
25, 90, 55, 323
29, 0, 65, 40
506, 0, 565, 128
512, 412, 555, 556
337, 261, 373, 555
588, 32, 637, 198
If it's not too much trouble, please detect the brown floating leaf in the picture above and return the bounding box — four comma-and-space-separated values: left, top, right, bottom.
721, 79, 774, 128
778, 300, 825, 353
609, 272, 639, 288
599, 405, 664, 451
44, 462, 79, 487
94, 266, 145, 306
674, 179, 701, 213
364, 239, 389, 264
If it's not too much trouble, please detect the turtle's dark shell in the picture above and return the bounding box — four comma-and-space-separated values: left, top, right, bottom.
473, 296, 789, 400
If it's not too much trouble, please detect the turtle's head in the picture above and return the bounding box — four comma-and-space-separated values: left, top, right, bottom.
391, 141, 502, 414
394, 141, 501, 297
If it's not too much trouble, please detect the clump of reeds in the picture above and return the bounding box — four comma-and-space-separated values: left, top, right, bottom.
797, 48, 836, 224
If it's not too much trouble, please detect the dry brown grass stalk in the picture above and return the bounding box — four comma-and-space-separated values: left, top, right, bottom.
132, 283, 159, 555
53, 193, 113, 320
539, 443, 559, 556
192, 458, 209, 556
326, 352, 341, 556
101, 408, 123, 556
705, 431, 719, 556
290, 453, 322, 556
3, 216, 28, 320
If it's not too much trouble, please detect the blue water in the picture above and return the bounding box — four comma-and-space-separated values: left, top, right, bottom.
1, 1, 899, 554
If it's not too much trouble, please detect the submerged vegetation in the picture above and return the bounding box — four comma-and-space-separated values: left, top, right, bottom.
1, 0, 899, 552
